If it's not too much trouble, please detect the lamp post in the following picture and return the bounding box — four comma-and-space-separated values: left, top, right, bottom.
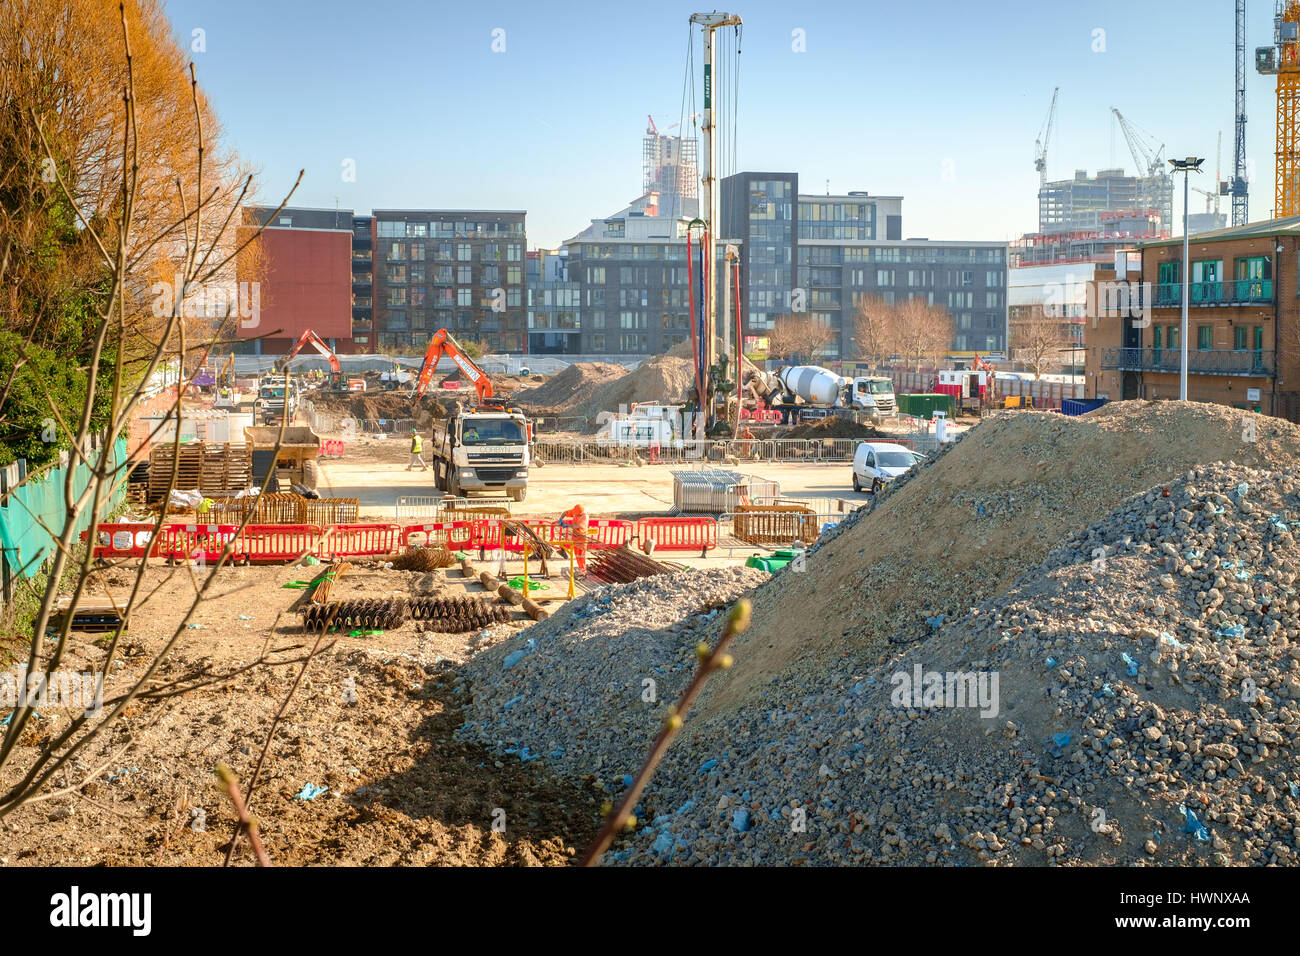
1169, 157, 1205, 400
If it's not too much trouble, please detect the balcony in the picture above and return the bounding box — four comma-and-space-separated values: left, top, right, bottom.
352, 273, 372, 285
1153, 280, 1273, 306
1101, 347, 1275, 377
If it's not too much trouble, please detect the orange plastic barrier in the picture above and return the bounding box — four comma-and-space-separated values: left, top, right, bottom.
320, 439, 345, 458
240, 524, 322, 563
638, 516, 717, 555
322, 523, 402, 558
564, 518, 634, 549
81, 522, 161, 559
401, 520, 477, 550
160, 523, 244, 564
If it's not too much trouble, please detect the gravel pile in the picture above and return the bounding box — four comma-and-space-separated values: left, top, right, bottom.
455, 567, 767, 778
610, 461, 1300, 865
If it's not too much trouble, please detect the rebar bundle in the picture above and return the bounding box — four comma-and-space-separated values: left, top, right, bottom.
408, 595, 501, 621
390, 547, 456, 572
302, 597, 407, 632
586, 545, 675, 584
418, 603, 513, 633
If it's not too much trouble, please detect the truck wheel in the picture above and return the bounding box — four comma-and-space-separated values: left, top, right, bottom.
448, 472, 460, 497
509, 487, 526, 502
433, 463, 444, 491
853, 475, 861, 492
302, 459, 319, 491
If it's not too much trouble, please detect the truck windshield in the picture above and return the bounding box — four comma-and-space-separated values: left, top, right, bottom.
876, 451, 914, 468
858, 380, 893, 394
461, 419, 524, 444
261, 388, 285, 398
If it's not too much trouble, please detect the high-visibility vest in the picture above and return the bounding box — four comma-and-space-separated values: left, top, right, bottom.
411, 435, 423, 454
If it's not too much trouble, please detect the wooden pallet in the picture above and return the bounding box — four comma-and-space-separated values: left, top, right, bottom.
148, 443, 251, 502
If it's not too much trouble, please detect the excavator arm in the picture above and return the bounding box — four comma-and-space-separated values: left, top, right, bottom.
412, 329, 494, 403
279, 329, 341, 373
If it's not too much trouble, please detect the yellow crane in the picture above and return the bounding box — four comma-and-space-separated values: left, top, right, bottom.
1258, 0, 1300, 216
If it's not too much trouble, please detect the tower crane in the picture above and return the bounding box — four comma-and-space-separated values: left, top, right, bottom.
1256, 0, 1300, 217
1034, 88, 1059, 187
1232, 0, 1249, 225
1111, 108, 1167, 177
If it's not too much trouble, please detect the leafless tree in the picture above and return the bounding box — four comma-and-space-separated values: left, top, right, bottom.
893, 298, 954, 372
1010, 307, 1071, 377
851, 295, 901, 369
766, 314, 835, 365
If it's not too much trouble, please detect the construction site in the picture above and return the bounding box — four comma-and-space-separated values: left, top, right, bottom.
4, 7, 1300, 918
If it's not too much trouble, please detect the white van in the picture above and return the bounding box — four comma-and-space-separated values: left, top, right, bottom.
852, 441, 918, 493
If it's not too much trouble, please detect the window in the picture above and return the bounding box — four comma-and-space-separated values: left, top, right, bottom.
1197, 325, 1213, 350
592, 333, 606, 350
588, 266, 606, 284
483, 265, 499, 285
457, 289, 472, 306
1234, 325, 1247, 349
278, 216, 292, 227
590, 311, 605, 329
484, 243, 501, 261
406, 222, 428, 237
458, 243, 472, 261
876, 269, 895, 285
436, 242, 454, 260
435, 265, 453, 283
960, 270, 974, 286
507, 289, 522, 308
1158, 261, 1180, 285
1153, 326, 1162, 351
386, 264, 406, 283
1191, 259, 1222, 283
1167, 324, 1179, 349
1254, 325, 1264, 350
410, 264, 425, 283
985, 292, 1001, 308
410, 288, 425, 307
507, 243, 522, 261
457, 265, 472, 284
387, 288, 407, 307
410, 243, 425, 261
507, 265, 522, 285
387, 242, 405, 261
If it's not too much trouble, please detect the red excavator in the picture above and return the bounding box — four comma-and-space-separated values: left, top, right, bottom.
411, 328, 494, 403
277, 329, 363, 391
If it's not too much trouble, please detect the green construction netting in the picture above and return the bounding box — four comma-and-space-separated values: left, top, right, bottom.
0, 438, 127, 579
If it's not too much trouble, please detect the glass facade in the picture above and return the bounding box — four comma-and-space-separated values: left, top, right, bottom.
797, 200, 876, 240
372, 211, 526, 352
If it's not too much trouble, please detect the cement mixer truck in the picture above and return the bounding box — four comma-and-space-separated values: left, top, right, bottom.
752, 366, 897, 425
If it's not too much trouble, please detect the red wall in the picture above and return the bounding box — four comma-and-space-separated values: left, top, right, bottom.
238, 227, 352, 350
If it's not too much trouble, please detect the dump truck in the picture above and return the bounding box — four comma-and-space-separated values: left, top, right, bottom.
413, 329, 533, 502
243, 425, 321, 492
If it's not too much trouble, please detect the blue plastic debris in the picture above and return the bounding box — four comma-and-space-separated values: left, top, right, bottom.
1236, 482, 1249, 498
108, 766, 139, 782
1289, 782, 1299, 799
1270, 514, 1290, 531
731, 808, 752, 832
1234, 569, 1251, 581
676, 800, 694, 815
295, 783, 328, 801
698, 759, 719, 774
622, 774, 634, 788
1179, 804, 1210, 842
502, 637, 537, 670
502, 695, 524, 711
925, 614, 946, 629
652, 830, 676, 856
976, 504, 986, 517
1185, 549, 1203, 560
1046, 657, 1058, 669
549, 747, 566, 758
517, 747, 540, 762
1097, 683, 1116, 698
1051, 732, 1072, 748
1215, 624, 1245, 640
1159, 632, 1188, 649
1121, 652, 1140, 677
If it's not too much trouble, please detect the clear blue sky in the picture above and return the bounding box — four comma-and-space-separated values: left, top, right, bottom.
162, 0, 1278, 248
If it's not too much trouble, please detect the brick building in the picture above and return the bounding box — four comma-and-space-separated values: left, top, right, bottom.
1090, 218, 1300, 419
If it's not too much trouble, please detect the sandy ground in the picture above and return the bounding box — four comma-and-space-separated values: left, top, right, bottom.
0, 555, 605, 866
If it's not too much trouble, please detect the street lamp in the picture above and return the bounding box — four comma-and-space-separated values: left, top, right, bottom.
1169, 157, 1205, 401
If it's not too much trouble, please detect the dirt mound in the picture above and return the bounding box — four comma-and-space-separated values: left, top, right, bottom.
614, 458, 1300, 865
511, 362, 627, 415
310, 391, 446, 429
571, 355, 696, 427
775, 417, 889, 440
704, 401, 1300, 720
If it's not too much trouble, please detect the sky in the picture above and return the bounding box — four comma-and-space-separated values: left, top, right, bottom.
161, 0, 1279, 249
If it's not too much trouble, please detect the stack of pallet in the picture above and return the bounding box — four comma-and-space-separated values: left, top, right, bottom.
147, 443, 251, 503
